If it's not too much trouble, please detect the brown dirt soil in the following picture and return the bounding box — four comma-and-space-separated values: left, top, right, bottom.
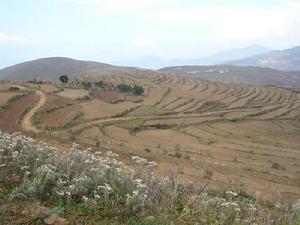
0, 92, 22, 106
23, 83, 59, 93
81, 99, 140, 120
91, 90, 124, 102
37, 104, 81, 129
56, 88, 89, 99
0, 83, 12, 91
143, 87, 168, 106
0, 93, 37, 132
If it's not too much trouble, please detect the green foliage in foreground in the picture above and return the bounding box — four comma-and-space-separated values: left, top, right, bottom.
0, 130, 299, 224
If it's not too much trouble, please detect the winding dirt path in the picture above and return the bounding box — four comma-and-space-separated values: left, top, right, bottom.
21, 90, 46, 133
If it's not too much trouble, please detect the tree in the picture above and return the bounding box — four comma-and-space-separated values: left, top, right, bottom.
59, 75, 69, 83
117, 83, 132, 93
132, 84, 144, 95
82, 81, 92, 89
95, 81, 104, 88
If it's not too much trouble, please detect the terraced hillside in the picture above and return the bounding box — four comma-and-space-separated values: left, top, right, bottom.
0, 73, 299, 202
160, 65, 300, 89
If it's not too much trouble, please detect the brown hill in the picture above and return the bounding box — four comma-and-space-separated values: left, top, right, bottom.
0, 57, 161, 82
159, 65, 300, 89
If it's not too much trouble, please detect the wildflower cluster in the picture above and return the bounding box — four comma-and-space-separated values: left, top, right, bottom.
0, 130, 299, 224
0, 131, 150, 213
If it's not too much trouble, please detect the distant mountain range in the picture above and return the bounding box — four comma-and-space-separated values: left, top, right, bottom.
229, 45, 300, 71
1, 43, 300, 89
114, 45, 272, 69
160, 65, 300, 89
0, 57, 160, 82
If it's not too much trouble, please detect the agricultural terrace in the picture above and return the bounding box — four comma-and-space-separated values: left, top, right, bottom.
0, 73, 300, 203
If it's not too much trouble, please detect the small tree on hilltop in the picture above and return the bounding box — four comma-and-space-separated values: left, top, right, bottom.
59, 75, 69, 83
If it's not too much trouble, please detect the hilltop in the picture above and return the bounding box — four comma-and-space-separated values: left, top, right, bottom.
0, 57, 162, 82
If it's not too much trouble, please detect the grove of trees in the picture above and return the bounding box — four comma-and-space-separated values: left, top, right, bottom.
117, 83, 144, 95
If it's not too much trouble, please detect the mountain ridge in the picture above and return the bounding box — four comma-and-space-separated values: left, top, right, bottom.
0, 57, 160, 81
159, 64, 300, 89
114, 45, 271, 69
229, 45, 300, 71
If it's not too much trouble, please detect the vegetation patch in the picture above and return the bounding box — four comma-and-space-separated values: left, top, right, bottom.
1, 131, 299, 224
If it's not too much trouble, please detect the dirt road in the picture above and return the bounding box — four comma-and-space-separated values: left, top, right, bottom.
21, 90, 46, 133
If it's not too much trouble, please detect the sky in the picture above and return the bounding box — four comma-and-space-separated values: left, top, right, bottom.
1, 0, 300, 68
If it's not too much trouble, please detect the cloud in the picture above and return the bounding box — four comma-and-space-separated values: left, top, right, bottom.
67, 0, 180, 12
131, 37, 153, 46
144, 1, 300, 41
0, 33, 27, 43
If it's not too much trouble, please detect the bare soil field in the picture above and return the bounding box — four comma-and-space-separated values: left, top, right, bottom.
0, 92, 22, 107
91, 90, 123, 102
56, 88, 89, 99
1, 74, 299, 202
81, 99, 140, 120
0, 93, 37, 132
37, 104, 81, 129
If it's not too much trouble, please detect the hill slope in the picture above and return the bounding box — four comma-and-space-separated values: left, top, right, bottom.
0, 57, 113, 81
159, 65, 300, 89
229, 45, 300, 71
0, 57, 161, 81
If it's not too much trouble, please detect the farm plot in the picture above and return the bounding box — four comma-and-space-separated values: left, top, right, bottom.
0, 93, 37, 132
81, 99, 140, 120
105, 125, 202, 152
128, 106, 170, 116
143, 87, 169, 106
91, 90, 124, 103
228, 87, 258, 109
206, 121, 300, 149
78, 126, 110, 146
0, 92, 22, 107
24, 83, 59, 93
37, 104, 81, 129
56, 88, 89, 99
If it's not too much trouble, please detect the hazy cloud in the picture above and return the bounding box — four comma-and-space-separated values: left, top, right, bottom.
0, 33, 27, 43
131, 37, 154, 46
144, 1, 300, 41
66, 0, 180, 12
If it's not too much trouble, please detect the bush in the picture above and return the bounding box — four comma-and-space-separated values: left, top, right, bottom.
117, 83, 144, 95
8, 86, 20, 91
272, 162, 286, 170
117, 83, 132, 93
132, 84, 144, 95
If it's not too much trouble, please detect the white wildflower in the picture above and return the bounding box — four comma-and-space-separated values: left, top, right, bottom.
97, 183, 112, 193
225, 191, 238, 197
21, 166, 30, 170
56, 191, 65, 196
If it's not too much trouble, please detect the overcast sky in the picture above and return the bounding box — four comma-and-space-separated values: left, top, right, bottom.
1, 0, 300, 68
